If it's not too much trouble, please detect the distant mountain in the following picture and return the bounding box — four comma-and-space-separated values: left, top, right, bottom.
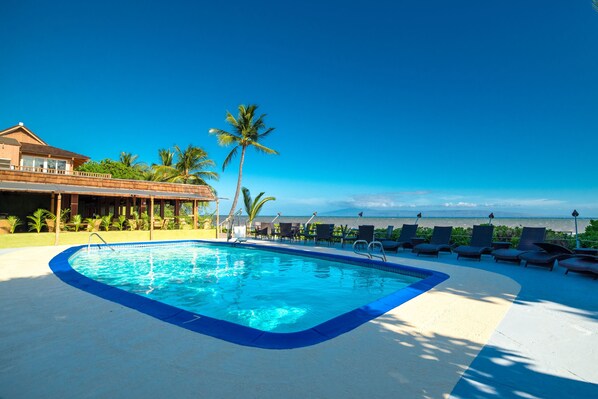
319, 208, 530, 218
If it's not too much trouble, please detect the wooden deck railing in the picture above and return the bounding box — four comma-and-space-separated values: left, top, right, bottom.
7, 165, 111, 179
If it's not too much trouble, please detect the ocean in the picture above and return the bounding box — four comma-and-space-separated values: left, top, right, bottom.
227, 216, 593, 234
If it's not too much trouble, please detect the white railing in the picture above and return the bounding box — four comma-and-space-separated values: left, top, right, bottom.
6, 165, 111, 179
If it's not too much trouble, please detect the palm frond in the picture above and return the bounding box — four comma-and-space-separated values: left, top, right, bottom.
257, 126, 276, 139
222, 146, 239, 171
250, 142, 279, 155
242, 187, 252, 215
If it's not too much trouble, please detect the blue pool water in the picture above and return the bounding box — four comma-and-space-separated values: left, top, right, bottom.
69, 242, 421, 332
51, 241, 448, 348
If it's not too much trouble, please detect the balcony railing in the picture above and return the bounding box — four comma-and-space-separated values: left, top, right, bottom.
6, 165, 112, 179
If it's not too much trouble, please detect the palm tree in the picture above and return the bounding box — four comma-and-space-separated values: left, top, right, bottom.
149, 148, 175, 181
170, 144, 219, 185
151, 145, 218, 185
158, 148, 174, 167
209, 104, 278, 238
242, 187, 276, 228
119, 152, 139, 167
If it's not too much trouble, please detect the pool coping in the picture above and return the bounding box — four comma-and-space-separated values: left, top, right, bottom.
49, 240, 449, 349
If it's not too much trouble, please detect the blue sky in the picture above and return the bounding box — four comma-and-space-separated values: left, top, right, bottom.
1, 1, 597, 217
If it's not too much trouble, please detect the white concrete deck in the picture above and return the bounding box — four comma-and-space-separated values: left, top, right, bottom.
0, 240, 596, 398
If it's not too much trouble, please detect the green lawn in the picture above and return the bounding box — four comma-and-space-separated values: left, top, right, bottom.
0, 229, 217, 249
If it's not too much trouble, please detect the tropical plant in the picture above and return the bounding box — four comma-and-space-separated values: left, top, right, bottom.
158, 148, 174, 167
242, 187, 275, 228
46, 208, 71, 231
140, 212, 150, 230
119, 152, 139, 168
27, 209, 48, 233
84, 216, 100, 232
152, 145, 218, 185
112, 215, 127, 231
209, 104, 278, 238
100, 213, 113, 231
7, 215, 22, 234
71, 214, 82, 232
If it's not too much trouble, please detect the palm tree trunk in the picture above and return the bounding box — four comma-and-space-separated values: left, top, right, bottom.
226, 146, 246, 239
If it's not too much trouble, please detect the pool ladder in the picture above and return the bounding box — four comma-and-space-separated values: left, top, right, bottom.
87, 233, 115, 252
353, 240, 387, 262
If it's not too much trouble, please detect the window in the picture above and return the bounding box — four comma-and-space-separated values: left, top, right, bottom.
21, 156, 68, 173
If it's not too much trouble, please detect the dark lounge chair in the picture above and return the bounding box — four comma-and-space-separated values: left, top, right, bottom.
413, 226, 453, 257
253, 222, 272, 240
454, 225, 494, 261
492, 227, 546, 264
357, 225, 375, 243
559, 255, 598, 279
350, 225, 376, 252
278, 222, 296, 241
315, 224, 334, 246
519, 242, 574, 271
381, 224, 418, 252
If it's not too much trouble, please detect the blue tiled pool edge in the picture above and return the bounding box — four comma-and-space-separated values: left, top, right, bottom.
49, 240, 449, 350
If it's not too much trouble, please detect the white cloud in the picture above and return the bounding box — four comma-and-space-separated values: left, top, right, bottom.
443, 202, 478, 208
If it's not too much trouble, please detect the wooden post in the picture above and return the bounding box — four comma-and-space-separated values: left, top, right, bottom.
70, 194, 79, 216
149, 196, 154, 241
50, 193, 55, 214
160, 199, 165, 218
193, 200, 198, 229
54, 193, 62, 245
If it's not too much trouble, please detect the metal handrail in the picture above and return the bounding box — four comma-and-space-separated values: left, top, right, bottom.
368, 241, 387, 262
352, 240, 387, 262
353, 240, 372, 259
88, 233, 115, 252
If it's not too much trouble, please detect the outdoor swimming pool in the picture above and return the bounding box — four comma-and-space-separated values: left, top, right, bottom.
50, 241, 448, 349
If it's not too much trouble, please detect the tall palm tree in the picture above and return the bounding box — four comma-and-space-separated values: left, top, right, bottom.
158, 148, 174, 167
170, 144, 219, 185
242, 187, 276, 228
149, 148, 176, 181
119, 152, 139, 167
153, 145, 218, 185
209, 104, 278, 238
